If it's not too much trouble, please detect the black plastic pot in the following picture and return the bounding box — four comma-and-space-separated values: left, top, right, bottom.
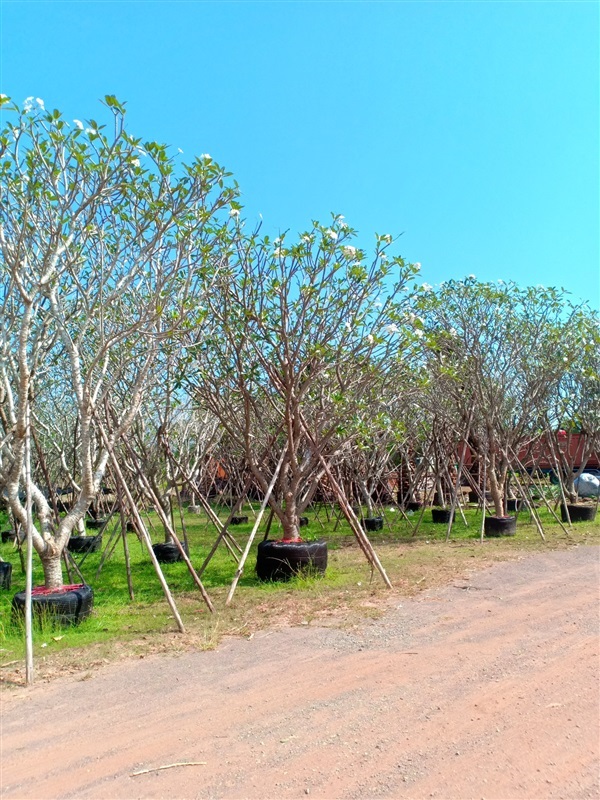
299, 516, 309, 527
560, 504, 597, 523
362, 517, 384, 531
152, 541, 189, 564
1, 530, 16, 544
0, 561, 13, 590
12, 583, 94, 627
86, 518, 106, 530
469, 491, 480, 504
405, 501, 422, 512
506, 499, 523, 513
256, 539, 327, 582
230, 515, 249, 525
67, 534, 102, 554
484, 516, 517, 537
431, 508, 455, 524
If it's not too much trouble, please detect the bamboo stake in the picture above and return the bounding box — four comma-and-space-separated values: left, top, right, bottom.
225, 448, 286, 606
97, 425, 186, 632
24, 403, 34, 685
300, 420, 392, 588
118, 482, 134, 601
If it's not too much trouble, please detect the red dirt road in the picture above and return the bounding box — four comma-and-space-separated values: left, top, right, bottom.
2, 545, 599, 800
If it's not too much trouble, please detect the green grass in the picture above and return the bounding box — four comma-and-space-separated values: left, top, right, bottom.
1, 500, 598, 683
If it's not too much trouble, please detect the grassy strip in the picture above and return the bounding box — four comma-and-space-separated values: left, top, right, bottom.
1, 503, 598, 686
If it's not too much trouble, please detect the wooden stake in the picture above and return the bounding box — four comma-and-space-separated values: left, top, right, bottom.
225, 448, 286, 606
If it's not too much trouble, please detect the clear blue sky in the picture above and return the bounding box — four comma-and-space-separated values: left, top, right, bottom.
1, 0, 598, 309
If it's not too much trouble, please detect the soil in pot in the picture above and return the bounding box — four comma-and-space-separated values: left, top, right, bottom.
484, 516, 517, 537
560, 504, 597, 523
431, 508, 455, 524
67, 534, 102, 554
256, 539, 327, 582
11, 583, 94, 627
0, 561, 13, 590
362, 517, 383, 532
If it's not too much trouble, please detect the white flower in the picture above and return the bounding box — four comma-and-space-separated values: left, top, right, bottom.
23, 96, 34, 113
339, 221, 349, 230
343, 245, 357, 258
414, 329, 424, 338
374, 301, 383, 308
274, 237, 281, 245
0, 94, 7, 100
367, 334, 374, 344
178, 148, 184, 153
383, 234, 392, 244
468, 274, 476, 279
301, 235, 312, 244
73, 119, 84, 130
385, 323, 400, 334
421, 283, 433, 292
414, 262, 421, 271
388, 507, 396, 513
35, 97, 45, 110
326, 229, 338, 241
136, 145, 147, 156
380, 252, 388, 261
229, 208, 240, 218
86, 128, 98, 136
201, 153, 211, 160
449, 327, 458, 336
131, 158, 141, 167
344, 321, 352, 331
273, 247, 282, 257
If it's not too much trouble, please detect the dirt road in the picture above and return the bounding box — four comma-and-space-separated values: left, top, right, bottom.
2, 545, 599, 800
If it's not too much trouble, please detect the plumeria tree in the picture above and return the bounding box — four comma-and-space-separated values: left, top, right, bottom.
418, 278, 577, 519
0, 95, 236, 588
190, 216, 420, 542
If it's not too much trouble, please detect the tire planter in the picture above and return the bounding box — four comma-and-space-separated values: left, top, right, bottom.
0, 561, 13, 590
506, 499, 523, 513
86, 518, 106, 530
12, 583, 94, 627
230, 515, 249, 525
67, 534, 102, 554
256, 539, 328, 582
299, 516, 309, 527
152, 541, 188, 564
560, 504, 597, 523
363, 517, 383, 532
431, 508, 454, 524
1, 529, 16, 544
484, 516, 517, 537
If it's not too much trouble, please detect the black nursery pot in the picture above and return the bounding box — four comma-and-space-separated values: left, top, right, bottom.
0, 561, 13, 590
299, 516, 309, 527
12, 583, 94, 627
560, 504, 597, 523
431, 508, 454, 524
484, 516, 517, 537
86, 518, 106, 530
230, 515, 249, 525
363, 517, 384, 532
506, 499, 524, 512
1, 530, 16, 543
256, 539, 328, 582
67, 534, 102, 554
152, 540, 189, 564
405, 501, 422, 512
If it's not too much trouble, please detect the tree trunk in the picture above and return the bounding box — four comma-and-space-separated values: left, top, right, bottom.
282, 492, 301, 541
40, 547, 64, 589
